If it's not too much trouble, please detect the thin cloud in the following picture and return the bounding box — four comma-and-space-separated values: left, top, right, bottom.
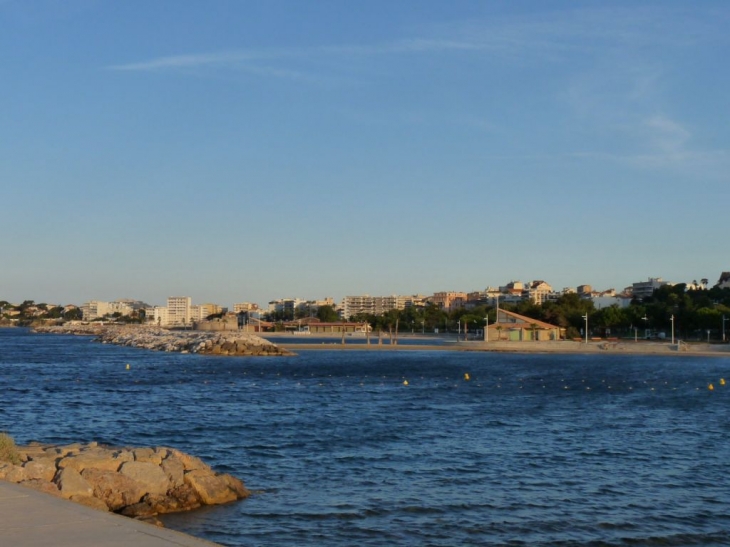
108, 51, 265, 71
107, 5, 725, 75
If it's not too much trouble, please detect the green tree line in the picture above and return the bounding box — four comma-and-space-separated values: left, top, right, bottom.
340, 285, 730, 341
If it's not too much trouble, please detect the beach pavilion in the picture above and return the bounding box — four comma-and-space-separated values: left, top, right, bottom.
487, 309, 564, 341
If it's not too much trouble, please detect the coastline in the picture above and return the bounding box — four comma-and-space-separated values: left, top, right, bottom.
278, 338, 730, 358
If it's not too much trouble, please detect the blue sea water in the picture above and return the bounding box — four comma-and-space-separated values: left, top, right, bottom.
2, 328, 730, 546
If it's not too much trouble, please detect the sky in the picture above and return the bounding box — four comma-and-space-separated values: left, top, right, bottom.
2, 1, 728, 307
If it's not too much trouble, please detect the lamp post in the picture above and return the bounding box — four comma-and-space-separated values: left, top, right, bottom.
485, 315, 489, 342
670, 314, 675, 345
642, 315, 648, 340
457, 320, 461, 340
634, 324, 638, 342
582, 314, 588, 344
723, 315, 727, 342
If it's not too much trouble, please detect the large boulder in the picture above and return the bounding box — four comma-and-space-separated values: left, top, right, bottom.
55, 467, 94, 499
119, 461, 170, 496
81, 468, 145, 511
23, 459, 57, 482
184, 470, 240, 505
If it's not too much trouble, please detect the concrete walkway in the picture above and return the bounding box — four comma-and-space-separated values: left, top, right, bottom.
0, 481, 221, 547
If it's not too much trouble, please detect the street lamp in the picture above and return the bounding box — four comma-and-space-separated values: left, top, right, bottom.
642, 315, 648, 340
485, 315, 489, 342
723, 315, 727, 342
582, 314, 588, 344
670, 314, 675, 345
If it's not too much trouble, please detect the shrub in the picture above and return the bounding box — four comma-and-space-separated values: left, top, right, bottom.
0, 432, 21, 465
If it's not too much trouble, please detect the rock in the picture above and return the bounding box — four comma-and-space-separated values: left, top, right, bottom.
167, 483, 202, 511
184, 470, 239, 505
70, 494, 110, 512
6, 441, 249, 518
168, 449, 208, 472
33, 324, 293, 357
120, 500, 160, 518
81, 468, 144, 511
57, 450, 131, 473
4, 466, 26, 483
161, 455, 185, 488
0, 462, 14, 480
119, 461, 170, 496
55, 467, 94, 498
220, 473, 250, 499
23, 459, 57, 482
132, 448, 163, 465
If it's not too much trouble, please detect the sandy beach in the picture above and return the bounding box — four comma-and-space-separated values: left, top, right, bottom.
277, 337, 730, 358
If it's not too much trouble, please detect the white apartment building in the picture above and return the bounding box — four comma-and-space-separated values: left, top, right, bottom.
148, 306, 169, 326
631, 278, 669, 300
167, 296, 192, 326
523, 281, 553, 305
268, 298, 305, 317
341, 295, 409, 318
81, 300, 137, 321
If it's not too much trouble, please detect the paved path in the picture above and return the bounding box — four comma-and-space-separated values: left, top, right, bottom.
0, 481, 220, 547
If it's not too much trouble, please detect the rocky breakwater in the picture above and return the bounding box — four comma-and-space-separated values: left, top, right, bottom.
0, 442, 249, 519
34, 324, 294, 356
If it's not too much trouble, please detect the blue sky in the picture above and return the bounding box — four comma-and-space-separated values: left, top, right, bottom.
2, 1, 728, 307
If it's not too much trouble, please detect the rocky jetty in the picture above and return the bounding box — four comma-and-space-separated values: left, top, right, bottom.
34, 324, 294, 356
0, 442, 249, 519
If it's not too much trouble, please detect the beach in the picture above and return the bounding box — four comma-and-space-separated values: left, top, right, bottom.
273, 335, 730, 357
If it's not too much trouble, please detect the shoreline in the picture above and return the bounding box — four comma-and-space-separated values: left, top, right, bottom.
279, 339, 730, 358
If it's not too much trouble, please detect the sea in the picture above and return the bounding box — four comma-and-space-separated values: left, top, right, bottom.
2, 327, 730, 546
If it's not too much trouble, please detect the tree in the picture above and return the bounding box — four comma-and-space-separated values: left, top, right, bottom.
316, 305, 340, 323
63, 308, 83, 321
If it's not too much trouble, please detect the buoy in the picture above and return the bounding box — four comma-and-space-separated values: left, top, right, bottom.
403, 380, 409, 386
709, 383, 714, 391
464, 373, 470, 381
125, 364, 130, 370
720, 378, 726, 386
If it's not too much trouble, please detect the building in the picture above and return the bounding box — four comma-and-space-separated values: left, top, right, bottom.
80, 299, 145, 321
577, 285, 592, 297
148, 306, 169, 326
716, 272, 730, 290
306, 322, 370, 334
631, 278, 670, 301
340, 295, 408, 319
486, 309, 563, 341
167, 296, 192, 326
233, 302, 260, 313
523, 280, 553, 305
430, 292, 468, 312
267, 298, 305, 318
590, 289, 631, 309
190, 303, 224, 322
